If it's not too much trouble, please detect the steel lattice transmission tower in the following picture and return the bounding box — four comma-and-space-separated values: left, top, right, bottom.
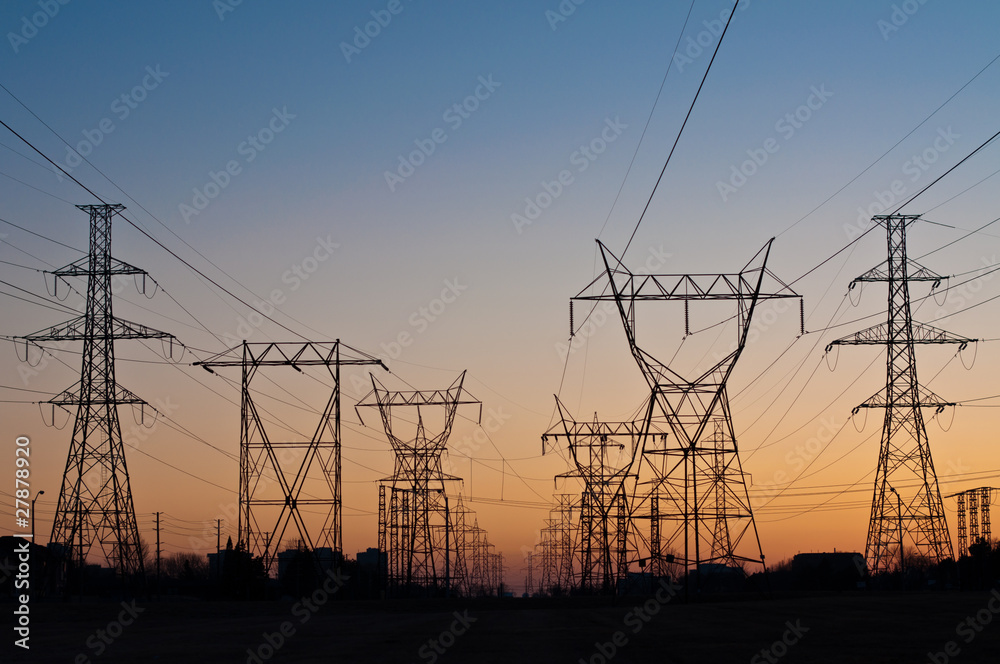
948, 487, 993, 556
828, 214, 974, 574
542, 397, 665, 592
196, 341, 384, 573
17, 204, 178, 585
359, 371, 481, 595
574, 239, 800, 582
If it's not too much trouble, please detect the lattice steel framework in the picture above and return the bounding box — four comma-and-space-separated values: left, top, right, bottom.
196, 341, 384, 574
467, 518, 494, 596
542, 397, 665, 592
574, 239, 800, 581
828, 215, 973, 573
533, 493, 578, 594
17, 204, 177, 585
949, 487, 994, 556
359, 372, 481, 595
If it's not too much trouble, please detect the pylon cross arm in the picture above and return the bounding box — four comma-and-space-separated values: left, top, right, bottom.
828, 321, 975, 348
49, 256, 146, 278
851, 384, 955, 412
852, 258, 944, 285
18, 315, 176, 342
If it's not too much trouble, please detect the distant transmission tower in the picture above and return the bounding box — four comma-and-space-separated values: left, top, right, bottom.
542, 397, 662, 592
948, 487, 994, 556
359, 371, 481, 595
17, 204, 178, 586
575, 239, 801, 584
196, 341, 384, 574
828, 214, 974, 573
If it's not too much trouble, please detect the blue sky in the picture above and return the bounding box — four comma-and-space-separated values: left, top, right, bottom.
3, 0, 1000, 567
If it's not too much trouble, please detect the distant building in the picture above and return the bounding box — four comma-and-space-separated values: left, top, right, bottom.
277, 547, 339, 581
357, 547, 387, 572
792, 551, 866, 589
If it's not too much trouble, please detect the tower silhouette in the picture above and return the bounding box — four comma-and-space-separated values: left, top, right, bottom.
574, 239, 800, 583
828, 214, 974, 573
19, 204, 177, 586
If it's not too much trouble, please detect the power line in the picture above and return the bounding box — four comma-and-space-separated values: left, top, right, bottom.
775, 50, 1000, 237
621, 0, 739, 258
595, 0, 696, 240
893, 127, 1000, 213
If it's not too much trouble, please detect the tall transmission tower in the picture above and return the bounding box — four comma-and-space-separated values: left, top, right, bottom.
196, 341, 384, 573
17, 204, 178, 586
574, 239, 800, 584
828, 214, 974, 574
358, 371, 481, 595
542, 397, 664, 592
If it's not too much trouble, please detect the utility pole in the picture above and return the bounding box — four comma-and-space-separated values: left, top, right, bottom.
216, 519, 222, 580
16, 204, 177, 590
154, 512, 162, 593
31, 490, 44, 542
828, 215, 974, 574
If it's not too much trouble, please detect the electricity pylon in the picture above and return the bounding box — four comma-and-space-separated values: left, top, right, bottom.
947, 487, 993, 557
18, 204, 177, 587
828, 214, 974, 573
574, 239, 800, 585
358, 371, 481, 595
196, 341, 384, 574
542, 396, 666, 592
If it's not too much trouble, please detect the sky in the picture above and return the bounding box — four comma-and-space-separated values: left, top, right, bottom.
2, 0, 1000, 587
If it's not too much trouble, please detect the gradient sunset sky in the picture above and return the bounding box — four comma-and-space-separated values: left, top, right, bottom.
2, 0, 1000, 584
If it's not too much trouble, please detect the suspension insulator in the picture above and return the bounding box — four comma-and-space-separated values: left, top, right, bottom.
684, 300, 690, 336
569, 301, 575, 338
799, 298, 805, 336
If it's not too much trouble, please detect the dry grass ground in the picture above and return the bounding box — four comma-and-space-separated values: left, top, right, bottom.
5, 591, 1000, 663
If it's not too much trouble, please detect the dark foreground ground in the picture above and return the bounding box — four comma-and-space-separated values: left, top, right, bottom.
5, 591, 1000, 663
